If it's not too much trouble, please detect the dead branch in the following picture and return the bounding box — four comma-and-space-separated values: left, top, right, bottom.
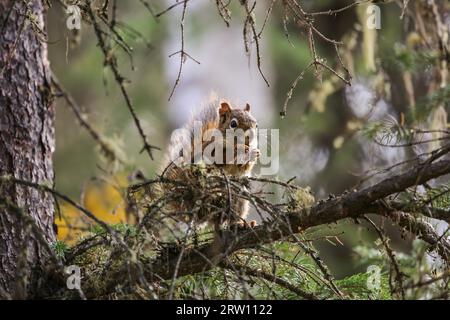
51, 155, 450, 299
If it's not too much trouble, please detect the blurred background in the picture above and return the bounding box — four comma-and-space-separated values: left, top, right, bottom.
46, 1, 447, 278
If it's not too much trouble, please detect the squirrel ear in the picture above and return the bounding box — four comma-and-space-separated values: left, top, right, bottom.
219, 102, 232, 115
245, 103, 251, 112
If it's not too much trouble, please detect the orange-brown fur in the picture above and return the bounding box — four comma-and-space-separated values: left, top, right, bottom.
155, 95, 259, 226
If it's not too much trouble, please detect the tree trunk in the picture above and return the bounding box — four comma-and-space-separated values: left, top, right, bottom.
0, 0, 55, 298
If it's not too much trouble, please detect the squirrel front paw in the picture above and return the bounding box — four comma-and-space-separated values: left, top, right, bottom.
249, 148, 260, 162
235, 146, 260, 164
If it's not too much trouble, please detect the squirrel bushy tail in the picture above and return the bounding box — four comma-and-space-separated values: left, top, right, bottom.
164, 92, 221, 172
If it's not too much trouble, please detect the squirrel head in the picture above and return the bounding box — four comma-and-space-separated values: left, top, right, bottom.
218, 101, 257, 133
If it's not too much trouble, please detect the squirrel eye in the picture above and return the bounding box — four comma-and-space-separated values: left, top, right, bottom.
230, 118, 238, 128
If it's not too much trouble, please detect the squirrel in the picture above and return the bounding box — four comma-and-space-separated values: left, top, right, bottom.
155, 94, 260, 228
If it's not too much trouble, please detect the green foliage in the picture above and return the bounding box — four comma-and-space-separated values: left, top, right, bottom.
164, 241, 394, 300
352, 238, 449, 299
160, 236, 441, 300
163, 242, 316, 299
418, 184, 450, 209
389, 44, 438, 72
353, 244, 416, 271
426, 185, 450, 209
399, 184, 450, 210
414, 85, 450, 122
51, 240, 69, 260
165, 233, 447, 300
90, 223, 137, 237
362, 121, 388, 141
361, 119, 410, 145
335, 272, 391, 300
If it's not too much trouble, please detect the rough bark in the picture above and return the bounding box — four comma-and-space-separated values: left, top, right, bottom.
0, 0, 55, 298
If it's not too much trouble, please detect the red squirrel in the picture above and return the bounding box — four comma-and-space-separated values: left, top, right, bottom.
155, 94, 260, 228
